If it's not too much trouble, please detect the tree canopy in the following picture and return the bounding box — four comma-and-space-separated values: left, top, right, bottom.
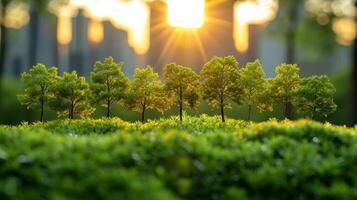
125, 66, 170, 122
90, 56, 129, 117
17, 63, 58, 122
240, 59, 265, 120
272, 63, 301, 118
297, 75, 337, 118
50, 71, 94, 119
200, 56, 242, 122
163, 63, 200, 122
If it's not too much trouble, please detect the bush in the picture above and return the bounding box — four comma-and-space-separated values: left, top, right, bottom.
1, 116, 357, 199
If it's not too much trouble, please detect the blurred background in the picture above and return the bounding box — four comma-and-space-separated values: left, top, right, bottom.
0, 0, 356, 125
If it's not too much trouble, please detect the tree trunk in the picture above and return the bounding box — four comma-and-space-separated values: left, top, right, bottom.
70, 100, 74, 119
248, 104, 252, 121
284, 3, 299, 120
284, 96, 289, 119
353, 33, 357, 124
141, 100, 146, 123
220, 94, 225, 122
106, 99, 111, 118
179, 87, 183, 122
40, 89, 44, 122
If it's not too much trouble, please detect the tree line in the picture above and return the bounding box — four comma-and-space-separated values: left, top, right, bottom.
18, 56, 337, 123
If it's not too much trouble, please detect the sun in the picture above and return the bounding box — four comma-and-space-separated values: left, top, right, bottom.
166, 0, 205, 29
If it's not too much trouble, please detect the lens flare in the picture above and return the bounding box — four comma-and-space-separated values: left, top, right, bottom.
234, 0, 278, 52
88, 19, 104, 44
167, 0, 205, 28
57, 6, 77, 45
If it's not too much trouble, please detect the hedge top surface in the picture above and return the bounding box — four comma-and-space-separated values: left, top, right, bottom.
1, 116, 357, 199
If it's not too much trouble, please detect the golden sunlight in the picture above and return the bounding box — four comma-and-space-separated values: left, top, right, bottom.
3, 2, 29, 29
88, 19, 104, 44
166, 0, 205, 28
56, 6, 77, 45
234, 0, 278, 52
110, 0, 150, 55
332, 18, 357, 46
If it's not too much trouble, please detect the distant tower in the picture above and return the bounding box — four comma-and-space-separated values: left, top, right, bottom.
70, 10, 88, 75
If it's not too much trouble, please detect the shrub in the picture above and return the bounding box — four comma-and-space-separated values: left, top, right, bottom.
1, 116, 356, 199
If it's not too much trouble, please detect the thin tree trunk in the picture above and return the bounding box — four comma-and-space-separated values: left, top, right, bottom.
70, 106, 74, 119
220, 94, 225, 122
353, 35, 357, 124
284, 96, 289, 119
179, 87, 183, 122
106, 99, 111, 118
248, 104, 252, 121
285, 3, 299, 120
70, 100, 74, 119
40, 88, 44, 122
141, 100, 146, 123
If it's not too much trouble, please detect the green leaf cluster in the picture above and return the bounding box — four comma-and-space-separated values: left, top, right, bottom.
90, 56, 129, 117
49, 71, 94, 119
1, 117, 357, 199
296, 75, 337, 118
125, 66, 170, 122
163, 63, 201, 121
17, 63, 58, 121
201, 56, 242, 122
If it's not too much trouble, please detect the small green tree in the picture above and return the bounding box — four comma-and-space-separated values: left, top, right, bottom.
90, 56, 129, 117
163, 63, 200, 122
272, 63, 301, 119
240, 59, 265, 121
200, 56, 242, 122
18, 63, 58, 122
125, 66, 170, 122
296, 75, 337, 119
50, 71, 94, 119
257, 78, 275, 113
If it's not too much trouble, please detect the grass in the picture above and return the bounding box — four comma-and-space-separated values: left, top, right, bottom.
0, 115, 356, 199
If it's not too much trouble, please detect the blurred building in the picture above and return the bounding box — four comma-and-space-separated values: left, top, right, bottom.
3, 0, 353, 78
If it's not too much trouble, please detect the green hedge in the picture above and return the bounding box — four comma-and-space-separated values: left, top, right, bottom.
1, 116, 357, 199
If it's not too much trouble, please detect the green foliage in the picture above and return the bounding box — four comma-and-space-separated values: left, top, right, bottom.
163, 63, 201, 121
256, 78, 275, 113
90, 56, 129, 117
17, 63, 58, 122
1, 116, 357, 199
240, 59, 265, 120
125, 66, 170, 122
49, 71, 94, 119
297, 75, 337, 118
200, 56, 243, 122
272, 63, 301, 117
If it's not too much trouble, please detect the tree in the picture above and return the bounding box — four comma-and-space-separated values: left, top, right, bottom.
272, 63, 301, 119
296, 75, 337, 119
240, 59, 265, 121
257, 78, 275, 113
50, 71, 94, 119
125, 66, 170, 122
200, 56, 242, 122
90, 56, 129, 117
17, 63, 58, 122
163, 63, 200, 122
